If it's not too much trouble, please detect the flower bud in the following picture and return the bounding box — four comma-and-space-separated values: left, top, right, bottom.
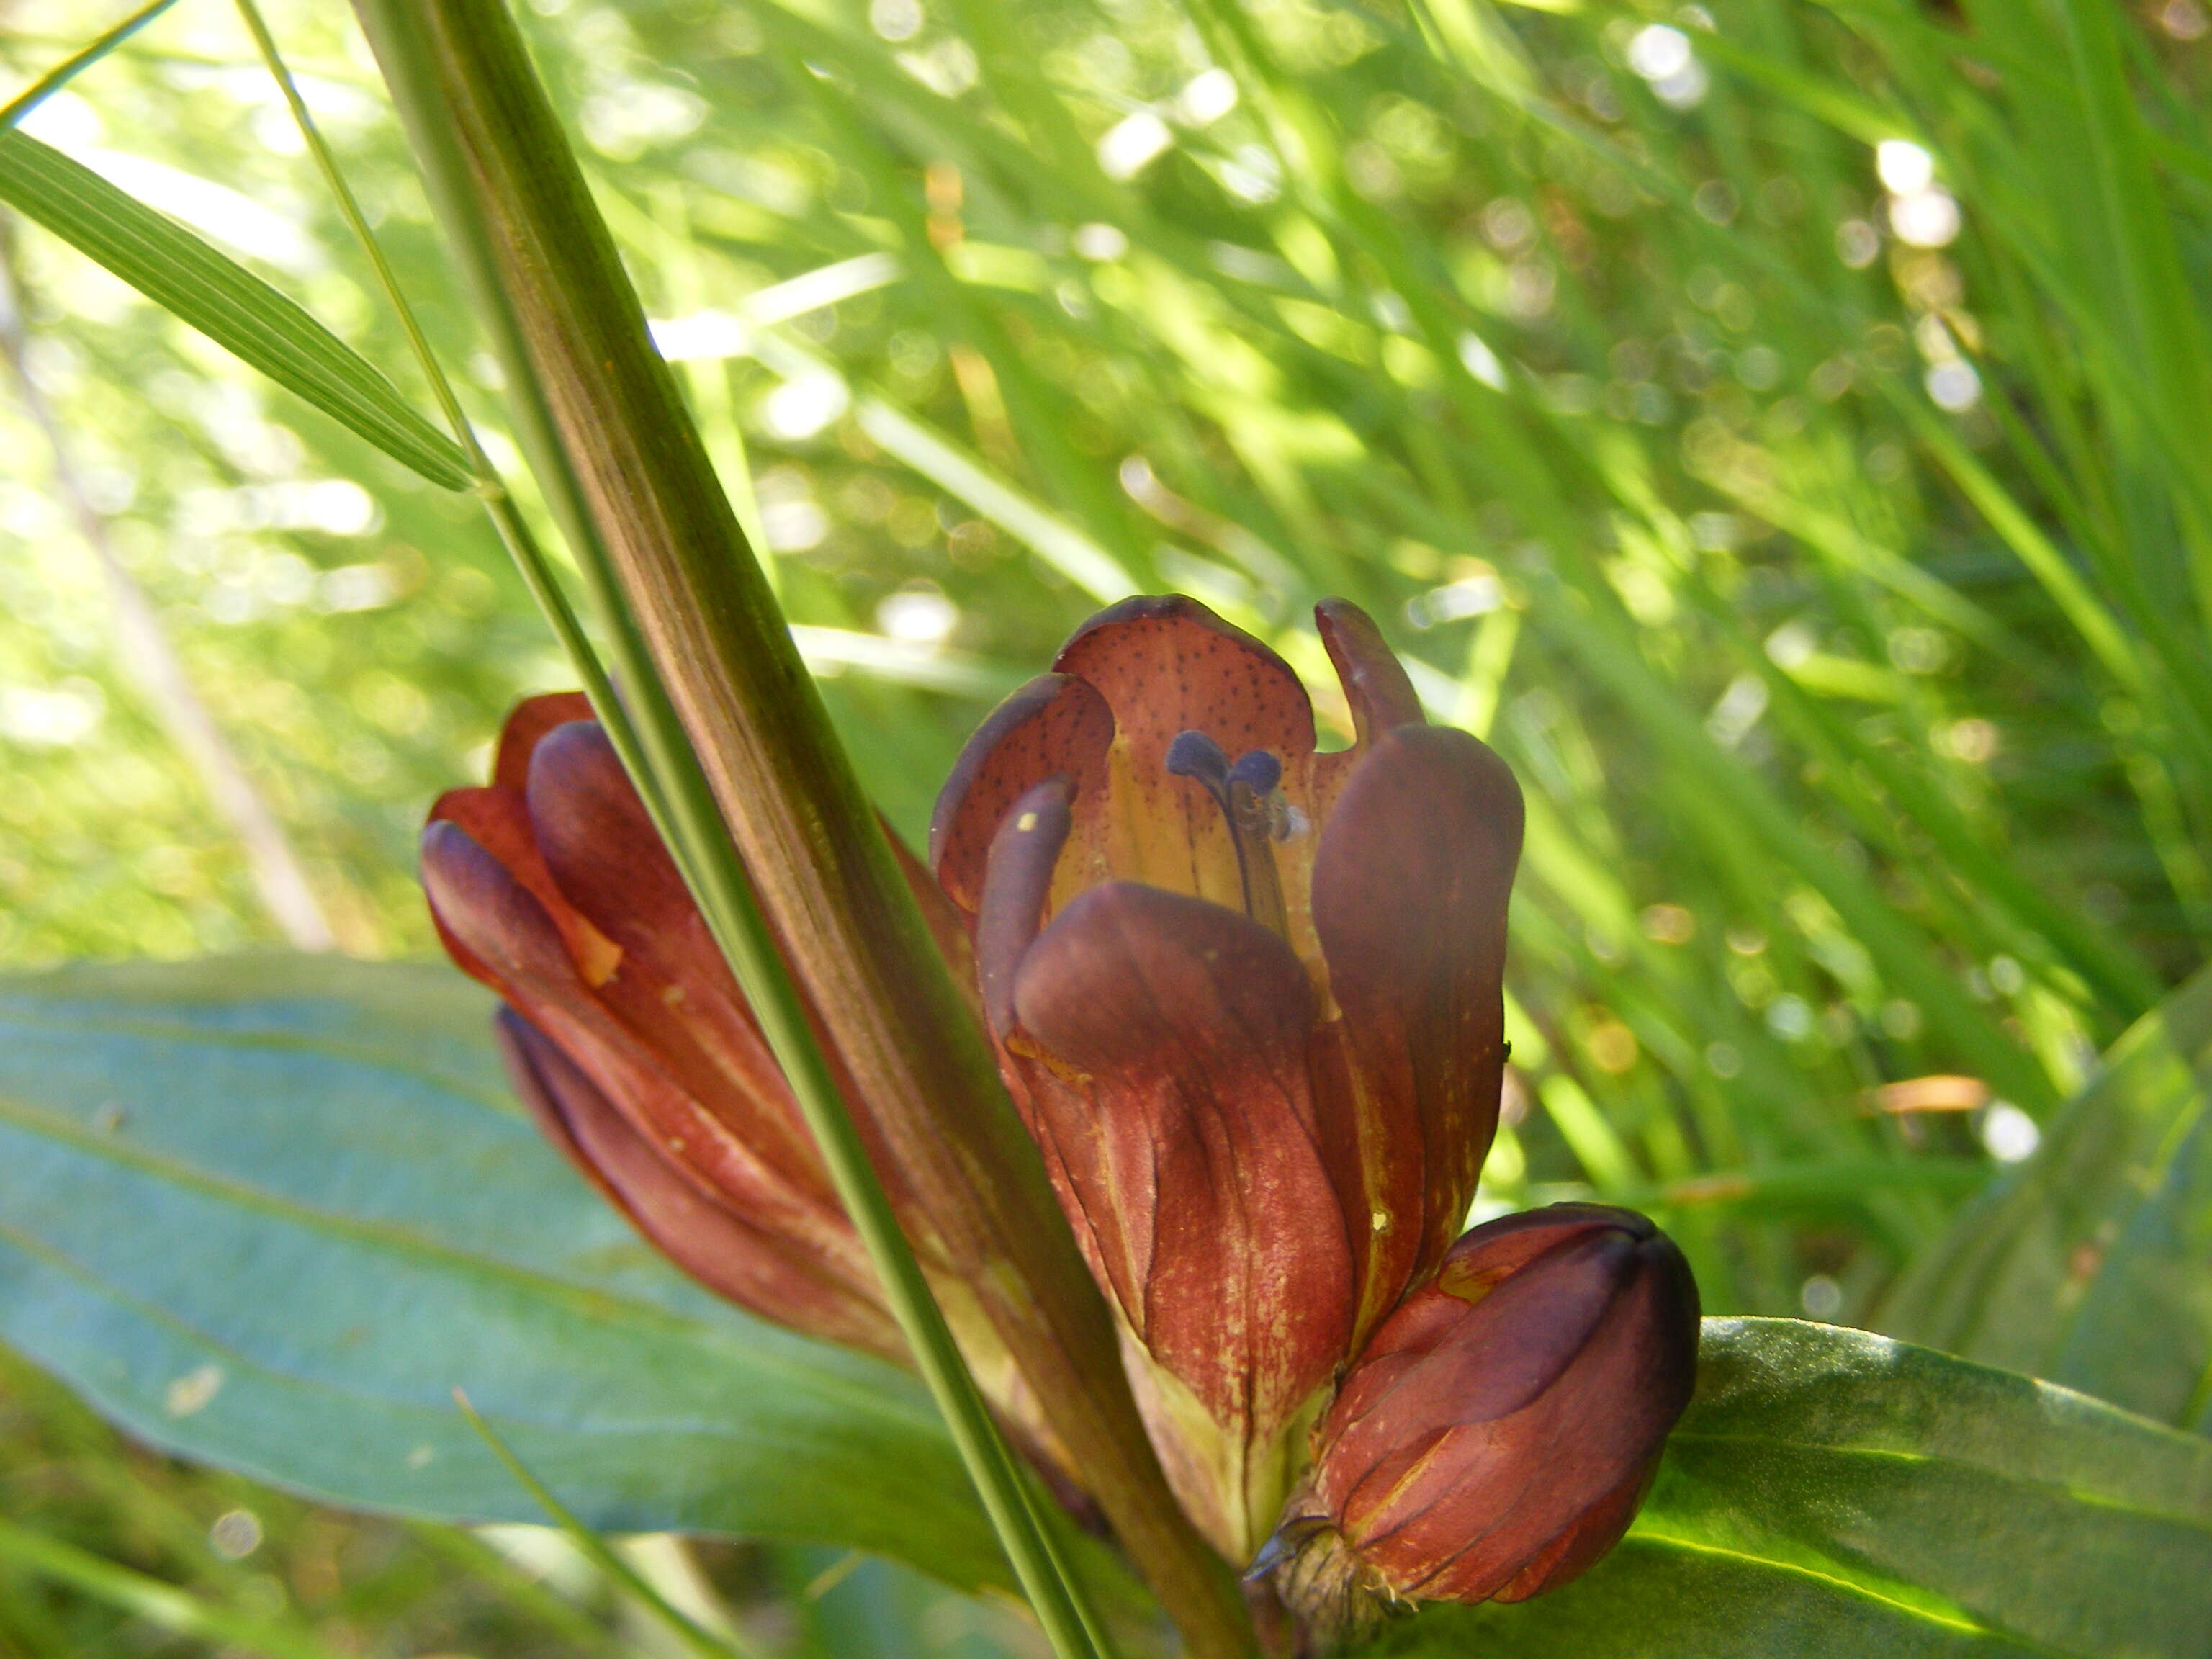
1264, 1205, 1699, 1642
421, 697, 894, 1345
423, 696, 1072, 1490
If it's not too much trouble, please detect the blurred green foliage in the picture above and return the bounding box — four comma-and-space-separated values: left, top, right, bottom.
1, 0, 2209, 1650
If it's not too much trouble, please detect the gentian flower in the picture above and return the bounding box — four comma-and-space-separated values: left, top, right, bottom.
930, 595, 1524, 1560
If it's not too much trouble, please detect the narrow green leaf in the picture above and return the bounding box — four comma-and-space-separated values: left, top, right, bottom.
1527, 580, 2060, 1116
853, 396, 1138, 603
1372, 1319, 2212, 1659
0, 0, 185, 134
0, 131, 473, 490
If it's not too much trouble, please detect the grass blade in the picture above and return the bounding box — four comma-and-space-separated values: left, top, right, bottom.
0, 130, 472, 489
451, 1389, 759, 1659
0, 0, 184, 133
0, 1514, 354, 1659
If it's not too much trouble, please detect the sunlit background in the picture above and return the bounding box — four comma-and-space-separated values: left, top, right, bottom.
2, 0, 2209, 1649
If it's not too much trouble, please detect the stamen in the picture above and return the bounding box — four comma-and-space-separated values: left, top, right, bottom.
1224, 750, 1290, 932
1165, 729, 1231, 790
1226, 749, 1282, 796
1166, 728, 1290, 935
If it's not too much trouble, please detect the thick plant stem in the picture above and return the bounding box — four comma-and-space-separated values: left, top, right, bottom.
346, 2, 1254, 1654
348, 15, 1101, 1659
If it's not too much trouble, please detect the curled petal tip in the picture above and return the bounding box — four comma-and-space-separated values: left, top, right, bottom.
930, 673, 1112, 912
976, 776, 1074, 1038
493, 691, 596, 792
1315, 598, 1423, 746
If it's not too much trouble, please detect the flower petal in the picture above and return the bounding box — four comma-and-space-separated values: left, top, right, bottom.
1312, 725, 1523, 1334
1385, 1264, 1689, 1604
1317, 1208, 1699, 1605
427, 783, 622, 988
1009, 880, 1353, 1457
493, 691, 596, 792
523, 721, 823, 1183
1432, 1202, 1656, 1304
497, 1008, 903, 1362
1488, 1457, 1654, 1604
929, 673, 1113, 914
1333, 1228, 1636, 1452
975, 778, 1074, 1040
421, 816, 595, 1000
1316, 598, 1423, 748
1054, 595, 1316, 909
1056, 595, 1316, 765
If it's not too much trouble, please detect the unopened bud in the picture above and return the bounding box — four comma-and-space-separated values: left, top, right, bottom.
1264, 1204, 1699, 1643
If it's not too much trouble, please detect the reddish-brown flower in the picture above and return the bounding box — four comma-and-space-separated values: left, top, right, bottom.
1264, 1205, 1700, 1642
930, 595, 1524, 1561
420, 696, 1056, 1463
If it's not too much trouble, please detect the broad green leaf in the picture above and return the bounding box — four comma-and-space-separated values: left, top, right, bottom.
1881, 965, 2212, 1429
0, 954, 1011, 1591
1371, 1318, 2212, 1659
0, 132, 474, 490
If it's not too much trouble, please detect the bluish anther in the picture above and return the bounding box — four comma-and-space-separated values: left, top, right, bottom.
1165, 727, 1290, 934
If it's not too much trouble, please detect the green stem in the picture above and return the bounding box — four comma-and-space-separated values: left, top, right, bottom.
303, 1, 1100, 1649
343, 1, 1251, 1654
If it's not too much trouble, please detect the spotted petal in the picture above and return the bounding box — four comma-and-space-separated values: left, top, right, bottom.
1053, 595, 1317, 913
930, 673, 1113, 914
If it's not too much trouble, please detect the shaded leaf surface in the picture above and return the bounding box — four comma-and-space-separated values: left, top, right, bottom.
1371, 1318, 2212, 1658
0, 955, 1011, 1591
1882, 966, 2212, 1429
0, 131, 473, 490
